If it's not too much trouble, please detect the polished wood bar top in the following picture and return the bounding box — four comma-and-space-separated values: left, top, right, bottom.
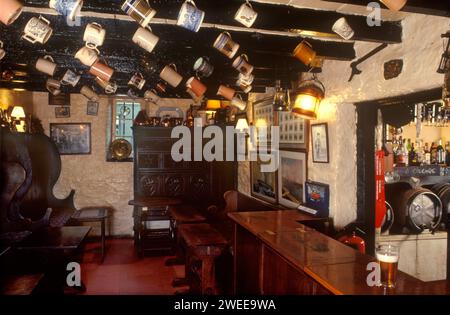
229, 210, 446, 295
128, 197, 182, 207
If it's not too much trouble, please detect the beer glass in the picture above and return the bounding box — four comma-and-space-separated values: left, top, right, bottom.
376, 244, 399, 288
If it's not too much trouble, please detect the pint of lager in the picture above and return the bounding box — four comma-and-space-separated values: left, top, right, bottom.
376, 244, 399, 288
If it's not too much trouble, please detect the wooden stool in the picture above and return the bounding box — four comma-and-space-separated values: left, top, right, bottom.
166, 205, 206, 267
176, 223, 227, 295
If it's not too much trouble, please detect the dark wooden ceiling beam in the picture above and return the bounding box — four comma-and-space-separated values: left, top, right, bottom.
22, 0, 402, 43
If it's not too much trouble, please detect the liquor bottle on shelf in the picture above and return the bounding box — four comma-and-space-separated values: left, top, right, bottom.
430, 142, 438, 164
424, 142, 431, 165
409, 142, 419, 166
437, 139, 445, 164
403, 139, 409, 166
446, 142, 450, 166
395, 138, 406, 167
406, 138, 412, 152
416, 140, 424, 165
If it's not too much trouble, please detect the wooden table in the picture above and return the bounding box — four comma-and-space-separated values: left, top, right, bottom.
229, 211, 448, 295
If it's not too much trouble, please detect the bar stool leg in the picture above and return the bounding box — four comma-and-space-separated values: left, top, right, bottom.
101, 218, 106, 262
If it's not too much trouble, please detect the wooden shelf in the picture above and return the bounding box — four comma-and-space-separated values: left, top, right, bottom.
392, 165, 450, 177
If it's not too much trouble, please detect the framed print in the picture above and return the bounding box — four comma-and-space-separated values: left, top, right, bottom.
277, 150, 307, 208
304, 181, 330, 218
50, 123, 91, 155
55, 106, 70, 118
250, 150, 278, 204
49, 93, 70, 106
311, 123, 329, 163
87, 101, 99, 116
278, 111, 309, 151
252, 97, 274, 144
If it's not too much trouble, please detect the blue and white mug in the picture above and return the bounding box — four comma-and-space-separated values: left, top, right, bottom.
177, 0, 204, 33
49, 0, 83, 21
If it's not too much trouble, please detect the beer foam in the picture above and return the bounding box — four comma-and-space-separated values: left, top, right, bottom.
376, 253, 399, 263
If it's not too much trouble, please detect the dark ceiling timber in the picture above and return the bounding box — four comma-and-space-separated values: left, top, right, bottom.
323, 0, 450, 17
0, 7, 356, 98
22, 0, 403, 44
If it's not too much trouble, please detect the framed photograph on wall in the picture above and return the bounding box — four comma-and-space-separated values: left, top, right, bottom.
252, 98, 274, 145
55, 106, 70, 118
278, 111, 309, 151
311, 123, 329, 163
50, 123, 91, 155
87, 101, 99, 116
250, 150, 278, 204
277, 150, 307, 208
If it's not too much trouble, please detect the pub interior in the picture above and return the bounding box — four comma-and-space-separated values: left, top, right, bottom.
1, 0, 450, 297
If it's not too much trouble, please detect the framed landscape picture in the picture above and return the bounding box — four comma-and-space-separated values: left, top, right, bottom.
277, 150, 307, 208
311, 123, 329, 163
250, 150, 278, 204
55, 106, 70, 118
50, 123, 91, 155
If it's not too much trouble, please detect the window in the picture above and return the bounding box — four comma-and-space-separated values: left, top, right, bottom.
107, 100, 141, 160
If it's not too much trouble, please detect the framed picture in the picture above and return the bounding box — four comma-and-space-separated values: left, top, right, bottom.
55, 106, 70, 118
277, 150, 307, 208
49, 93, 70, 106
87, 101, 99, 116
50, 123, 91, 155
250, 150, 278, 204
252, 98, 274, 144
311, 123, 329, 163
304, 181, 330, 218
278, 111, 309, 151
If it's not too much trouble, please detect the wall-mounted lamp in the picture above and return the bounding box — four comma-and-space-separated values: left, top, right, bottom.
379, 0, 407, 11
273, 80, 290, 112
11, 105, 26, 132
206, 99, 221, 111
291, 75, 325, 120
438, 31, 450, 74
235, 113, 249, 133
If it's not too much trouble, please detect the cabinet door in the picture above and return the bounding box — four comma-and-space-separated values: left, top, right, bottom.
137, 173, 163, 196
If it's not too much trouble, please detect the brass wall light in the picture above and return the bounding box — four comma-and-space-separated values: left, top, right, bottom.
291, 75, 325, 120
273, 80, 290, 112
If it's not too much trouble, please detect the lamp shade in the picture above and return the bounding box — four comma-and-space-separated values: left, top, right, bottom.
206, 99, 221, 110
236, 117, 249, 132
11, 106, 26, 118
291, 78, 325, 120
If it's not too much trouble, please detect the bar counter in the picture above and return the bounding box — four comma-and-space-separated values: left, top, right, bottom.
229, 210, 449, 295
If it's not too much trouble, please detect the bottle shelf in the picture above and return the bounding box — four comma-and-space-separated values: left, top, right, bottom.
391, 165, 450, 177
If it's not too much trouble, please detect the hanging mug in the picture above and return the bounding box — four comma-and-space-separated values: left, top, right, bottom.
83, 22, 106, 48
231, 95, 247, 111
36, 55, 57, 76
332, 17, 355, 40
234, 1, 258, 28
128, 72, 146, 90
237, 72, 254, 86
95, 76, 117, 94
0, 41, 6, 60
217, 85, 236, 101
293, 40, 316, 66
380, 0, 407, 11
61, 69, 81, 87
22, 16, 53, 44
213, 32, 240, 59
46, 78, 61, 96
186, 77, 207, 97
0, 0, 23, 26
49, 0, 83, 21
193, 56, 214, 78
144, 89, 160, 104
90, 59, 114, 82
159, 64, 182, 88
75, 45, 100, 67
132, 27, 159, 53
121, 0, 156, 28
232, 54, 254, 76
80, 85, 99, 101
177, 0, 205, 33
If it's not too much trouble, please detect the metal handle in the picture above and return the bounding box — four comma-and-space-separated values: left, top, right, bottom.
44, 55, 54, 62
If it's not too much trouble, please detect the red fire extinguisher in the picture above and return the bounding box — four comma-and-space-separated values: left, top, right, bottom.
337, 231, 366, 254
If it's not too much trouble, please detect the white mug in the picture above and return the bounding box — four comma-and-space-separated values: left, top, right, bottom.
144, 89, 160, 104
160, 64, 183, 88
95, 76, 117, 94
75, 45, 100, 67
61, 69, 81, 87
84, 22, 106, 48
232, 54, 254, 76
49, 0, 83, 21
132, 27, 159, 53
46, 78, 61, 96
234, 1, 258, 28
213, 32, 240, 59
36, 55, 57, 76
22, 16, 53, 44
177, 0, 204, 33
332, 17, 354, 40
0, 0, 23, 26
231, 95, 247, 111
0, 41, 6, 60
237, 72, 254, 86
128, 72, 146, 90
80, 85, 99, 101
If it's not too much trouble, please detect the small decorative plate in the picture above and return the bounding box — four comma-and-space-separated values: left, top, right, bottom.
110, 138, 132, 160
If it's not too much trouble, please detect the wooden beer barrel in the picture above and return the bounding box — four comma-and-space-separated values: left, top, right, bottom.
390, 187, 442, 233
431, 183, 450, 227
381, 201, 395, 233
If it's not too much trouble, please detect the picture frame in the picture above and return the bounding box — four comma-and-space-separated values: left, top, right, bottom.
311, 123, 329, 163
250, 150, 278, 204
49, 93, 70, 106
87, 101, 99, 116
55, 106, 70, 118
277, 150, 307, 208
252, 97, 274, 145
278, 111, 309, 151
50, 123, 91, 155
304, 181, 330, 218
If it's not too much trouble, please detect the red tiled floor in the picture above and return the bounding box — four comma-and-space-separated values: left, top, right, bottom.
80, 239, 186, 295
